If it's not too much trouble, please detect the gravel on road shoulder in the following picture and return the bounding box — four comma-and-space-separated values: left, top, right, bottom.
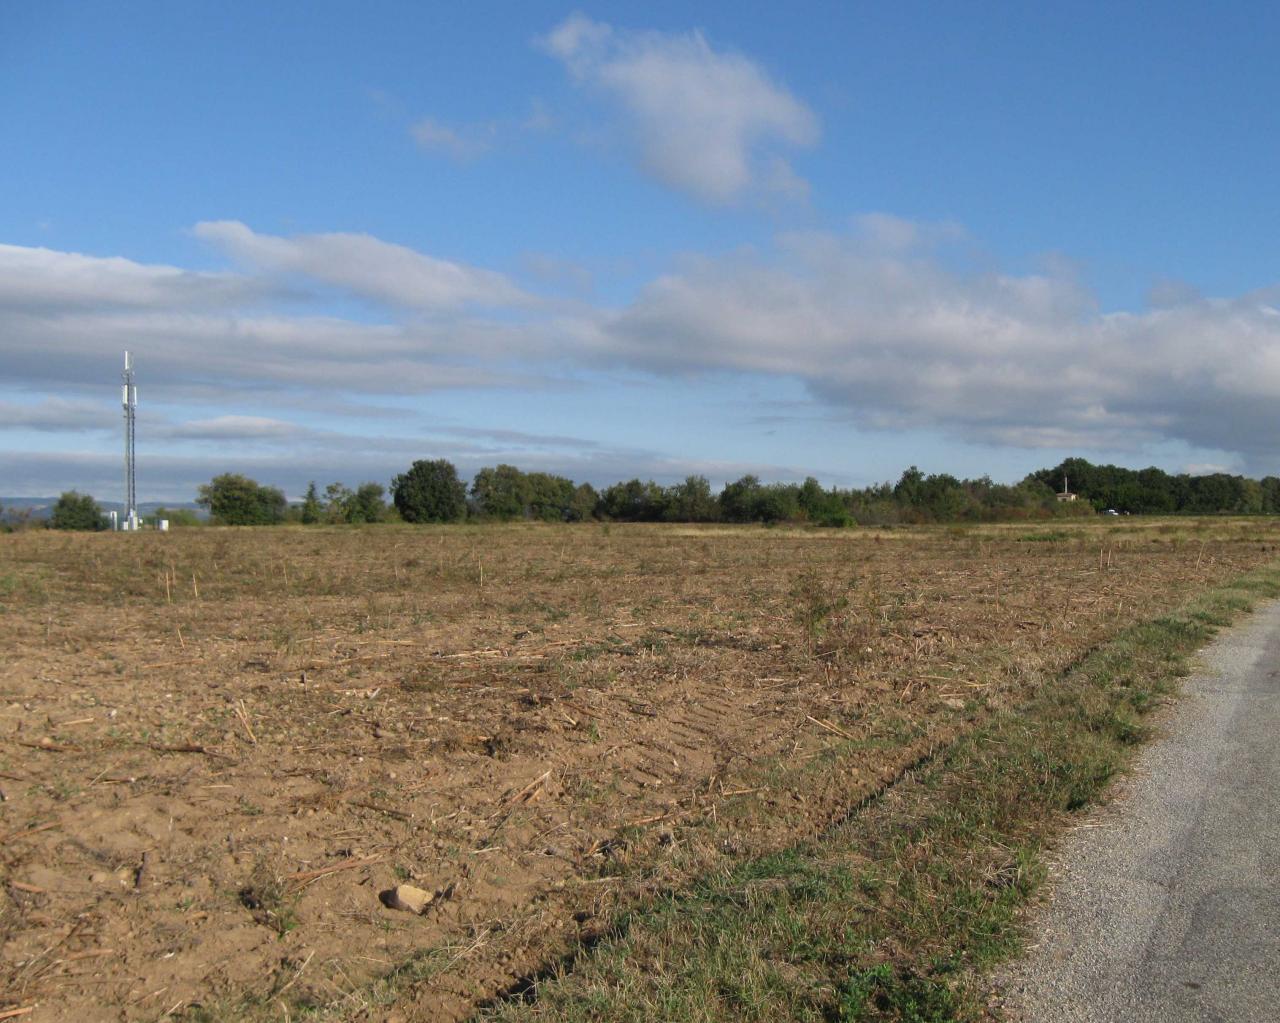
994, 599, 1280, 1023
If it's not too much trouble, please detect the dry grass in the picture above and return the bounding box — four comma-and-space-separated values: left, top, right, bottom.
0, 518, 1276, 1021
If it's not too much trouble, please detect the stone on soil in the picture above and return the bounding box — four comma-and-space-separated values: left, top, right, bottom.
386, 883, 435, 914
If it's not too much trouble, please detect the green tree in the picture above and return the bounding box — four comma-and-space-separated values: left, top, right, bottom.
323, 482, 354, 523
1185, 473, 1239, 514
568, 482, 599, 522
349, 482, 387, 523
796, 477, 825, 519
525, 472, 577, 521
892, 466, 927, 511
719, 475, 763, 522
1134, 467, 1175, 513
1237, 477, 1264, 514
664, 475, 719, 522
300, 482, 322, 524
918, 472, 970, 520
196, 474, 286, 525
471, 464, 529, 520
754, 483, 802, 523
392, 459, 467, 523
797, 477, 853, 526
49, 491, 105, 531
597, 478, 665, 521
1261, 476, 1280, 514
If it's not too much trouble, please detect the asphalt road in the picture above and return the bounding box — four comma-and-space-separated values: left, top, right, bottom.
996, 599, 1280, 1022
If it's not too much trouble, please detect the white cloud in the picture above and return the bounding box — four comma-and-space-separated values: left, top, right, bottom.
0, 243, 261, 310
540, 14, 819, 204
192, 221, 529, 310
407, 99, 554, 160
523, 98, 555, 133
584, 221, 1280, 459
1147, 276, 1203, 309
0, 397, 115, 432
409, 117, 496, 161
0, 299, 549, 401
542, 13, 613, 65
0, 439, 821, 502
1184, 461, 1237, 476
852, 213, 966, 253
519, 251, 594, 295
162, 415, 310, 442
8, 218, 1280, 490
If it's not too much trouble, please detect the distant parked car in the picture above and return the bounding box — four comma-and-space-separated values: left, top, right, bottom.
1104, 508, 1120, 515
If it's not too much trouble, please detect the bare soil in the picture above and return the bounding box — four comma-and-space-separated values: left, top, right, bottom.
1, 520, 1275, 1021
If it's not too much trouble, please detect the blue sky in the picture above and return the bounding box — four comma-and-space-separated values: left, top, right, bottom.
3, 1, 1280, 501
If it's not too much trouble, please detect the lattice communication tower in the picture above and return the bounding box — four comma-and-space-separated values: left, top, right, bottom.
122, 351, 138, 530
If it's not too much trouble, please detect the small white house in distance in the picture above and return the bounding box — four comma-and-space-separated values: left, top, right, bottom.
1056, 474, 1077, 503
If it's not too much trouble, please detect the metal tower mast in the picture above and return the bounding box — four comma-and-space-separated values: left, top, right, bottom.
122, 351, 137, 529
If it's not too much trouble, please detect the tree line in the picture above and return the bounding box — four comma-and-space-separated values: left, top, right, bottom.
16, 456, 1280, 532
178, 459, 1110, 527
1030, 457, 1280, 515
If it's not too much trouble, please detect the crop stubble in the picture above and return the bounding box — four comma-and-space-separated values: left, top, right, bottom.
0, 520, 1275, 1020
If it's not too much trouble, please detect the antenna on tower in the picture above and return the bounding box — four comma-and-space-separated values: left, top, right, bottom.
122, 351, 138, 530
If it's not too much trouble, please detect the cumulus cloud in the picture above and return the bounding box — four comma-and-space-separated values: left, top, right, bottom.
579, 220, 1280, 458
540, 14, 819, 204
193, 221, 529, 310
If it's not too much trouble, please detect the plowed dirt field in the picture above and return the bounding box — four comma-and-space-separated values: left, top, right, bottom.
1, 520, 1275, 1021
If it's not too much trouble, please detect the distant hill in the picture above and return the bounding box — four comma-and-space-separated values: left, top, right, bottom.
1, 498, 206, 521
0, 496, 56, 514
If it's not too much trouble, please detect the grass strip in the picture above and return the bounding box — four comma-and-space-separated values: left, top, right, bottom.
481, 566, 1280, 1022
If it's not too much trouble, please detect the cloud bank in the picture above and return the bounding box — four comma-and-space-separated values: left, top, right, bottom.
3, 216, 1280, 497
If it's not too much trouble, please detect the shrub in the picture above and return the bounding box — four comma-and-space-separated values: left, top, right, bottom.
49, 491, 106, 531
